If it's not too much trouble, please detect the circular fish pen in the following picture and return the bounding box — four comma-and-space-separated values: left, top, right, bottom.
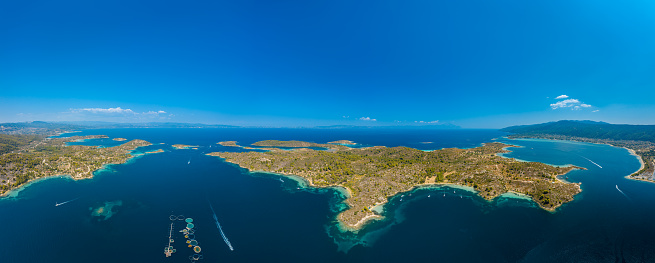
189, 254, 203, 261
167, 214, 203, 261
170, 215, 185, 221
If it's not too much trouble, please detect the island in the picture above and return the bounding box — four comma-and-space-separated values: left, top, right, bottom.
0, 135, 151, 196
328, 140, 356, 145
218, 141, 240, 147
145, 149, 165, 154
252, 140, 346, 149
172, 144, 198, 150
207, 140, 580, 230
113, 138, 127, 141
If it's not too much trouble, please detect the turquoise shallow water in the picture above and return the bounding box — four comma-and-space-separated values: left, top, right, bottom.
0, 129, 651, 262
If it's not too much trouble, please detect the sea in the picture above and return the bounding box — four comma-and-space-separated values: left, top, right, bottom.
0, 128, 652, 263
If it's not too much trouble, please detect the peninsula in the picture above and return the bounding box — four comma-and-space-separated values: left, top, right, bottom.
0, 135, 151, 196
207, 140, 580, 229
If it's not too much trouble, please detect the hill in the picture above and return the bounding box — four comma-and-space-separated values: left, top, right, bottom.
501, 120, 655, 142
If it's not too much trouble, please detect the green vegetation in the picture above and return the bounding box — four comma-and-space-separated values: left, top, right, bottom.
0, 121, 84, 135
502, 121, 655, 182
0, 136, 151, 195
0, 134, 42, 155
172, 144, 198, 149
218, 141, 239, 147
502, 120, 655, 142
208, 140, 580, 229
251, 140, 347, 150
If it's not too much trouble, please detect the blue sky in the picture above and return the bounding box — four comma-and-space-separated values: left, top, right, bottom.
1, 0, 654, 128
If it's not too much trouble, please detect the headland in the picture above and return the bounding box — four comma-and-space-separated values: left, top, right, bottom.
207, 140, 581, 230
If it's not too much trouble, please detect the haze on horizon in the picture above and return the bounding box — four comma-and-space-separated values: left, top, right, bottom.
2, 0, 655, 128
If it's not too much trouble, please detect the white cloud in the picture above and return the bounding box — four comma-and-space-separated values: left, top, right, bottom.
69, 107, 170, 121
359, 117, 377, 121
74, 107, 135, 114
555, 95, 569, 99
550, 99, 580, 109
144, 110, 167, 115
415, 120, 439, 124
550, 97, 594, 110
71, 107, 169, 116
592, 110, 600, 113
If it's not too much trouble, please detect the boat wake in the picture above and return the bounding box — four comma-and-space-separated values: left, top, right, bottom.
209, 202, 234, 251
580, 155, 602, 169
616, 185, 631, 201
55, 197, 80, 207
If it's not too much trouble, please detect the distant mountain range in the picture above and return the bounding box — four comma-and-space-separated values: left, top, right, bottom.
58, 121, 241, 129
314, 123, 461, 129
0, 121, 240, 135
501, 120, 655, 142
0, 121, 461, 135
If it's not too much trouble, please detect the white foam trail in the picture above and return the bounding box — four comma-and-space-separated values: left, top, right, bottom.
580, 156, 602, 168
209, 202, 234, 251
55, 197, 79, 207
616, 185, 631, 201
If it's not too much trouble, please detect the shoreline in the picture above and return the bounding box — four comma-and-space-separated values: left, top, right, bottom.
1, 175, 74, 199
220, 156, 578, 231
210, 141, 583, 231
507, 136, 649, 181
1, 141, 159, 199
625, 148, 645, 173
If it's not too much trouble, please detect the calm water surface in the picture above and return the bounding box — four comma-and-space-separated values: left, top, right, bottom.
0, 129, 651, 262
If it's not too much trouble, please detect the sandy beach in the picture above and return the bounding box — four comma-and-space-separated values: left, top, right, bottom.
626, 148, 645, 172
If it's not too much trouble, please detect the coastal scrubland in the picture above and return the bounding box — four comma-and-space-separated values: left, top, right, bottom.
0, 135, 150, 195
208, 140, 580, 229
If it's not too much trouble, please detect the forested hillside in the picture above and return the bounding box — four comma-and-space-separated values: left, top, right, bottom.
502, 120, 655, 142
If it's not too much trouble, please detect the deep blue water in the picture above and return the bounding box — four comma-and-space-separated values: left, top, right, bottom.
1, 128, 652, 262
